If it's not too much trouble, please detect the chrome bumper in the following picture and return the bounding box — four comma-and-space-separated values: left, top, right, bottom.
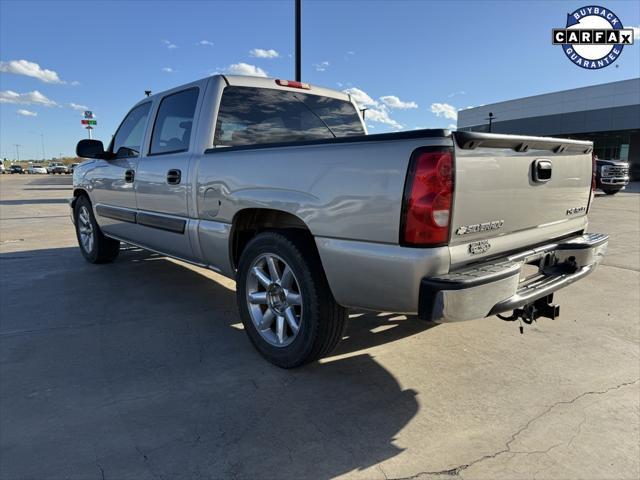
420, 233, 608, 323
600, 176, 629, 185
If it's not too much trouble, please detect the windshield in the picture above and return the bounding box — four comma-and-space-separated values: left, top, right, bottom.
214, 86, 365, 147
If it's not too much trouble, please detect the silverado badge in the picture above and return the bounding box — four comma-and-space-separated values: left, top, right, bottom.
456, 220, 504, 236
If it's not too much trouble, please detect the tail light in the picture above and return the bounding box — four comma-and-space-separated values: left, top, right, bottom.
587, 152, 596, 212
400, 147, 454, 246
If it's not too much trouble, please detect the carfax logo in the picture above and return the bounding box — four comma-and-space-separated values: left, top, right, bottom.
553, 5, 634, 69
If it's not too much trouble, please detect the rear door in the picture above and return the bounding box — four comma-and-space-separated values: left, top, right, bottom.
134, 87, 201, 260
449, 132, 593, 266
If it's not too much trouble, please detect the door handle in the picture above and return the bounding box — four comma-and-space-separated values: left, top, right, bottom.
167, 169, 182, 185
125, 169, 135, 183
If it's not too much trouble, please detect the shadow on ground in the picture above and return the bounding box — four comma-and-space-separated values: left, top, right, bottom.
0, 246, 432, 479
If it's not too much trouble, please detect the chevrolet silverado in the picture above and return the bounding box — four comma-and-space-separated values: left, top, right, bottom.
72, 75, 608, 367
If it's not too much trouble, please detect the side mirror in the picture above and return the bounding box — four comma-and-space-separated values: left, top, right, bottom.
76, 139, 108, 159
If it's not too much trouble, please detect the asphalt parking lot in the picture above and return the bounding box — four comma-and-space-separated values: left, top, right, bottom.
1, 173, 638, 480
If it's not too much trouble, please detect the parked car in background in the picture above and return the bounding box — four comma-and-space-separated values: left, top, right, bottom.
73, 74, 608, 368
595, 156, 629, 195
9, 165, 24, 174
47, 163, 69, 174
0, 164, 5, 174
28, 164, 48, 174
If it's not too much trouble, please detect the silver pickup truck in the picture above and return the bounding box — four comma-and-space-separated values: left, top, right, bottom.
72, 75, 608, 367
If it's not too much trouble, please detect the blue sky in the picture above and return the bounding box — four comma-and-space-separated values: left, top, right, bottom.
1, 0, 638, 160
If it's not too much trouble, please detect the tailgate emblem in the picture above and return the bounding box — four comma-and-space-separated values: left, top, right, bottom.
566, 206, 587, 215
469, 240, 491, 255
456, 220, 504, 235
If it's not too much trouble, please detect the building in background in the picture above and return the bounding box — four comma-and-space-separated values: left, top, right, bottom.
457, 78, 640, 179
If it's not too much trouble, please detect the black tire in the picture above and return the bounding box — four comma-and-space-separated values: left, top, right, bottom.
602, 188, 621, 195
236, 231, 347, 368
73, 195, 120, 263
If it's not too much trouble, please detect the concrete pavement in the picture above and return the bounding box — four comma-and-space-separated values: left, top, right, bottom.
1, 174, 638, 480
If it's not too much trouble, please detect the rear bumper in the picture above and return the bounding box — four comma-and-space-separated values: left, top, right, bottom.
419, 233, 608, 323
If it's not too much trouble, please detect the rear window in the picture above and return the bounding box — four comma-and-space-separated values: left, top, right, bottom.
214, 86, 365, 147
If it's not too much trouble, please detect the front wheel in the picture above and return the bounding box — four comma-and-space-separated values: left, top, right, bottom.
236, 231, 347, 368
602, 188, 622, 195
74, 196, 120, 263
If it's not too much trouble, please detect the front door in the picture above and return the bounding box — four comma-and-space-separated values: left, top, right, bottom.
134, 87, 200, 261
90, 102, 151, 240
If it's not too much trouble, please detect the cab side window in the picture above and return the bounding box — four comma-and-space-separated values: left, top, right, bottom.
150, 88, 199, 155
112, 102, 151, 158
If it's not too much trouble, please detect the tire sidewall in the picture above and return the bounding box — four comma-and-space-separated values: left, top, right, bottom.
236, 233, 320, 367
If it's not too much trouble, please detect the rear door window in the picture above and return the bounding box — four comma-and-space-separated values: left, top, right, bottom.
150, 88, 199, 155
214, 86, 365, 147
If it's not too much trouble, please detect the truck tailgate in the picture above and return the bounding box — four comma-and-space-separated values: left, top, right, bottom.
449, 132, 593, 265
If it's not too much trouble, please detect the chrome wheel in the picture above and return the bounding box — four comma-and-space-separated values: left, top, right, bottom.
77, 205, 94, 253
246, 253, 303, 347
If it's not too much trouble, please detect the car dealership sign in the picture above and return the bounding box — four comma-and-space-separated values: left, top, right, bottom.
553, 6, 634, 69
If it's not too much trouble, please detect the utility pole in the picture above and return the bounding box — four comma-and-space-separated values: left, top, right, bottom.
40, 133, 46, 160
295, 0, 301, 82
13, 144, 21, 162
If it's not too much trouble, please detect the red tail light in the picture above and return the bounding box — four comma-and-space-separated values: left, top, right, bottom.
401, 147, 454, 246
275, 79, 311, 90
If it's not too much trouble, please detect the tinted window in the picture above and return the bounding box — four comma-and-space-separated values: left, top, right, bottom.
112, 102, 151, 158
214, 86, 365, 147
150, 88, 199, 155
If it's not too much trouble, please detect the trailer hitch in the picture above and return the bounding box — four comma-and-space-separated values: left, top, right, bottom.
497, 294, 560, 333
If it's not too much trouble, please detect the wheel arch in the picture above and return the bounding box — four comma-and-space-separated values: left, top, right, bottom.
71, 188, 90, 211
229, 208, 316, 272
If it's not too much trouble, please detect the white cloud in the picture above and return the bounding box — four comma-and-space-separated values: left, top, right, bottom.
70, 80, 81, 86
69, 103, 89, 111
314, 61, 330, 72
347, 51, 355, 55
17, 109, 37, 117
364, 107, 402, 129
448, 123, 457, 130
161, 67, 174, 73
430, 102, 458, 121
162, 39, 177, 49
250, 48, 280, 59
343, 87, 377, 107
198, 40, 214, 46
344, 87, 403, 129
225, 63, 268, 77
0, 59, 64, 84
380, 95, 418, 109
447, 90, 467, 98
0, 90, 57, 107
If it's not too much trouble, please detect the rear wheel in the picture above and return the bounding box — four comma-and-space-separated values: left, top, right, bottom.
74, 195, 120, 263
602, 188, 622, 195
236, 231, 346, 368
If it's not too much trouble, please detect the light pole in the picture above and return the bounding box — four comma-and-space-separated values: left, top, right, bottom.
485, 112, 496, 133
40, 133, 46, 161
13, 144, 21, 162
295, 0, 301, 82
